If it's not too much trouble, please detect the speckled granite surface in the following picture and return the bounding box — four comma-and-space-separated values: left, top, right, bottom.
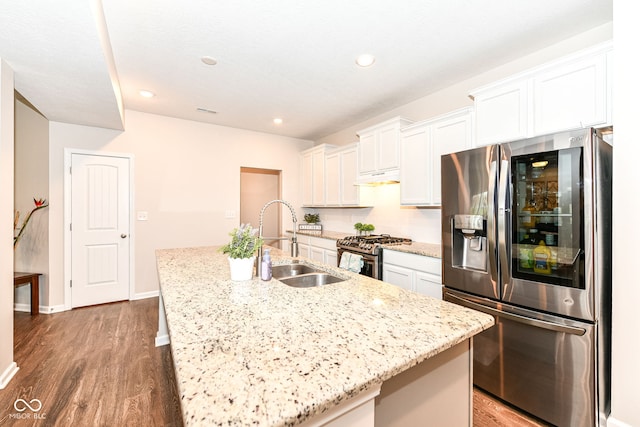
294, 229, 442, 258
381, 241, 442, 258
156, 246, 493, 426
289, 229, 350, 241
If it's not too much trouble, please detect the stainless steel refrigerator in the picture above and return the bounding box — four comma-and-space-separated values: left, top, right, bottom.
441, 127, 612, 427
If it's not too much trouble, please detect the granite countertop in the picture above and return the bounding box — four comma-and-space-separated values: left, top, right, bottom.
156, 246, 493, 426
293, 229, 442, 258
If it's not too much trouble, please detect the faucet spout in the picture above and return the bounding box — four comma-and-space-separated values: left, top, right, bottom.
257, 199, 299, 277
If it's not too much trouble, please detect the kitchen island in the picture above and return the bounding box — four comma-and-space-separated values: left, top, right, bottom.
156, 246, 494, 426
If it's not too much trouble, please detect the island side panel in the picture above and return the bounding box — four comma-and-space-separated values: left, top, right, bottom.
374, 339, 472, 427
155, 291, 170, 347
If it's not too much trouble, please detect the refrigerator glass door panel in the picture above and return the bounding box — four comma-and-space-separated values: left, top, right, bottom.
501, 128, 597, 320
445, 291, 596, 427
511, 147, 584, 289
441, 146, 499, 299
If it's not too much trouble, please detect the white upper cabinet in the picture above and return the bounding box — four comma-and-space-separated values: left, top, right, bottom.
532, 53, 608, 135
325, 150, 341, 206
357, 117, 413, 183
400, 107, 473, 206
301, 144, 334, 207
470, 41, 612, 146
325, 143, 365, 207
472, 80, 528, 146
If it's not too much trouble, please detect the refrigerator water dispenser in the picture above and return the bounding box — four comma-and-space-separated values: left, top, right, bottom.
452, 214, 487, 272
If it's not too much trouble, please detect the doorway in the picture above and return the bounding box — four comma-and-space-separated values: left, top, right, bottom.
65, 150, 133, 309
240, 168, 282, 248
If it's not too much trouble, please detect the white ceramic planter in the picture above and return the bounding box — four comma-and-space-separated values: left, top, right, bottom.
228, 256, 255, 281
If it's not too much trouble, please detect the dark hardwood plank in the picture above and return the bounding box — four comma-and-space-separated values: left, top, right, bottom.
0, 298, 182, 427
473, 386, 552, 427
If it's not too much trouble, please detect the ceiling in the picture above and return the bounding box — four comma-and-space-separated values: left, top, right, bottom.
1, 0, 612, 140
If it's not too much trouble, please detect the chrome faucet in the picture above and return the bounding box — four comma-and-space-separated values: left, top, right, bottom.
256, 199, 299, 277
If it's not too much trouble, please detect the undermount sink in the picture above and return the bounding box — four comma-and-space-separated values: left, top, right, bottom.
272, 263, 320, 279
272, 263, 346, 288
280, 273, 346, 288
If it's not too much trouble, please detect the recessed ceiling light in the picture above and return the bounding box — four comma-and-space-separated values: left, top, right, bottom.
139, 90, 155, 98
273, 118, 283, 125
201, 56, 218, 66
196, 107, 217, 114
355, 54, 376, 67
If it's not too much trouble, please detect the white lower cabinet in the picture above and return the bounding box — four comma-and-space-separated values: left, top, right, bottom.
415, 271, 443, 299
291, 234, 338, 267
298, 243, 310, 258
383, 250, 442, 299
382, 264, 413, 291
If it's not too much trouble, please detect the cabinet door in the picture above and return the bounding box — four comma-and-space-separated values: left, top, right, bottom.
358, 133, 377, 174
474, 80, 528, 146
301, 152, 313, 206
431, 113, 473, 205
325, 152, 340, 205
378, 125, 400, 171
415, 272, 443, 300
309, 246, 325, 263
325, 250, 338, 267
312, 150, 326, 205
340, 147, 359, 206
400, 124, 431, 205
298, 243, 310, 258
383, 264, 414, 291
533, 55, 607, 135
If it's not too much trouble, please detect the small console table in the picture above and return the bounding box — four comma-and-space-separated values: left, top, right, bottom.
14, 272, 41, 315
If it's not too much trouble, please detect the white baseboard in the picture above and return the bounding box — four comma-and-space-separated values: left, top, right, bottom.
132, 290, 159, 300
155, 334, 170, 347
13, 303, 31, 313
45, 304, 67, 314
13, 304, 67, 314
607, 416, 634, 427
0, 362, 19, 389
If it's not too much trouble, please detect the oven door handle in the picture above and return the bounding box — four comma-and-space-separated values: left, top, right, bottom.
448, 294, 586, 336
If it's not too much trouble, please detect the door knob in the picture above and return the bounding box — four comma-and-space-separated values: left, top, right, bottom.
121, 234, 128, 239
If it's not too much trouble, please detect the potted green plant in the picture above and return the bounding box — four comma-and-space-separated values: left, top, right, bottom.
304, 213, 320, 224
219, 223, 263, 281
354, 222, 375, 236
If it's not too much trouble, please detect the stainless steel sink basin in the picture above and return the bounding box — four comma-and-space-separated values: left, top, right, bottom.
279, 272, 346, 288
272, 263, 320, 279
272, 263, 346, 288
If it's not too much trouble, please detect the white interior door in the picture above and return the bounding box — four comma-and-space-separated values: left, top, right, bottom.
71, 153, 130, 308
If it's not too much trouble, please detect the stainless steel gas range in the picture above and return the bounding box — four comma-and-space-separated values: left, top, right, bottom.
336, 234, 412, 279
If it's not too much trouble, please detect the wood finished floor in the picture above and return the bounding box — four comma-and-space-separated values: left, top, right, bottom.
0, 298, 182, 426
1, 297, 548, 426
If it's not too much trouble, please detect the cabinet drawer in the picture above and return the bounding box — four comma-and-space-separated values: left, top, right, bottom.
383, 250, 441, 275
307, 236, 338, 251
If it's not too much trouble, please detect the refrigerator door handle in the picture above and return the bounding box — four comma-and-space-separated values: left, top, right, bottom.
447, 294, 586, 336
497, 158, 511, 283
487, 158, 498, 286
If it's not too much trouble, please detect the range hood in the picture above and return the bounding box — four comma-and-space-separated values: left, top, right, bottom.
355, 169, 400, 186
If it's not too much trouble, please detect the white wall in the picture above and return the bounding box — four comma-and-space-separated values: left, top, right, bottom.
309, 24, 613, 245
14, 100, 49, 309
610, 2, 640, 427
0, 59, 17, 388
48, 110, 313, 306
